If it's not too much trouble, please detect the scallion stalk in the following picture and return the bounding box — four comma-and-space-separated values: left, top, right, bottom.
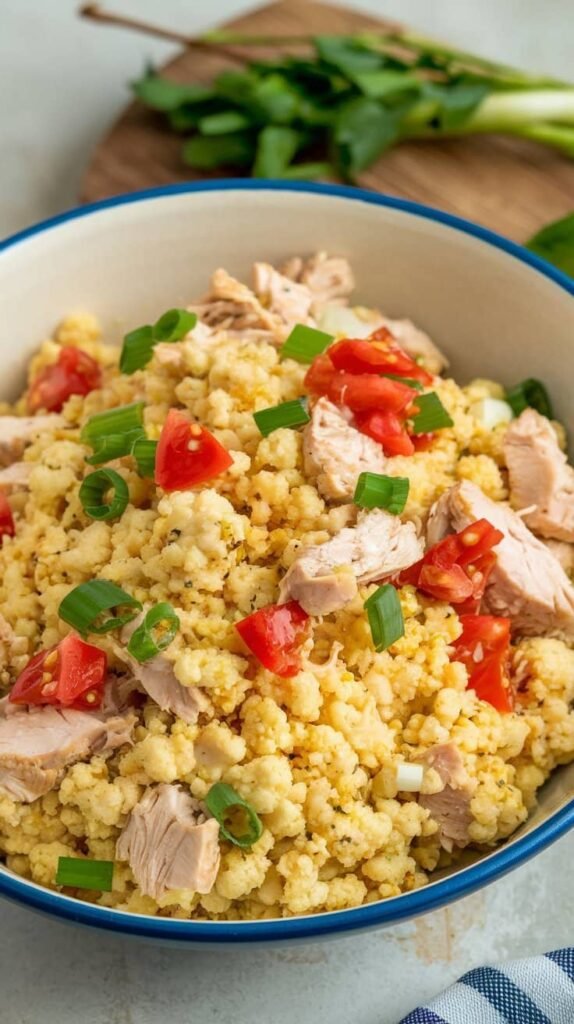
505, 378, 553, 419
410, 393, 454, 434
58, 580, 142, 636
131, 437, 158, 478
280, 324, 334, 364
364, 584, 404, 651
79, 469, 130, 521
126, 602, 180, 662
353, 472, 409, 513
81, 403, 145, 446
205, 782, 263, 849
56, 857, 114, 892
253, 398, 310, 436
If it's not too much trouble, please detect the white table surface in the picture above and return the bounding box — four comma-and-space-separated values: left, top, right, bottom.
1, 2, 574, 1021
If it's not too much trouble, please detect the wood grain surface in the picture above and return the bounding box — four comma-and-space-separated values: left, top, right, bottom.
81, 0, 574, 241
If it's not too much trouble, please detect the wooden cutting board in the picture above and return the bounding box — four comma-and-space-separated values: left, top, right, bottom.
81, 0, 574, 241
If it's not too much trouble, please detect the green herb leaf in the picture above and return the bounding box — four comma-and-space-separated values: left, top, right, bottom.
79, 469, 129, 521
350, 69, 421, 100
253, 398, 310, 437
334, 97, 400, 176
422, 78, 492, 130
526, 212, 574, 277
281, 324, 334, 363
85, 429, 145, 467
505, 378, 553, 418
315, 35, 383, 75
182, 132, 255, 170
353, 472, 410, 513
253, 125, 303, 177
56, 857, 114, 892
198, 110, 253, 135
133, 71, 214, 112
153, 309, 197, 342
59, 580, 142, 636
410, 392, 454, 434
126, 602, 180, 663
120, 326, 155, 375
131, 438, 158, 478
81, 403, 145, 447
205, 782, 263, 849
364, 584, 404, 652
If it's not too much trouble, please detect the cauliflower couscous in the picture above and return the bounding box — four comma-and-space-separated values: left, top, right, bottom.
0, 252, 573, 921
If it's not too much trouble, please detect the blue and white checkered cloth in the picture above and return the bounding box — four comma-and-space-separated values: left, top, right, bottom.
399, 949, 574, 1023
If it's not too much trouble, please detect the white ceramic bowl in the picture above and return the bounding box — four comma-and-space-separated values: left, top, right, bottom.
0, 181, 573, 945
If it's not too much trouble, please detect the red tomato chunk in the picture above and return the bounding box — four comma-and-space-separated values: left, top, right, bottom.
452, 614, 513, 712
155, 409, 233, 492
235, 601, 309, 678
397, 519, 504, 609
0, 494, 15, 540
10, 634, 107, 710
28, 347, 102, 413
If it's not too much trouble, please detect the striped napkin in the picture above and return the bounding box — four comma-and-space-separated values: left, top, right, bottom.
399, 949, 574, 1023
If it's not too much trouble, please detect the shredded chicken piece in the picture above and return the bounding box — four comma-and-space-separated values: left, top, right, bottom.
279, 508, 423, 615
303, 397, 386, 501
504, 408, 574, 542
419, 743, 475, 851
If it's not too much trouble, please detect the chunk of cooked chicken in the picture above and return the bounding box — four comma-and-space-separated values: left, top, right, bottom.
0, 701, 135, 802
279, 508, 423, 616
379, 317, 448, 375
253, 262, 314, 325
427, 480, 574, 640
0, 462, 32, 491
114, 618, 211, 725
419, 743, 475, 851
188, 267, 284, 343
303, 397, 386, 501
0, 415, 63, 467
281, 252, 355, 312
543, 539, 574, 576
504, 408, 574, 542
116, 784, 220, 898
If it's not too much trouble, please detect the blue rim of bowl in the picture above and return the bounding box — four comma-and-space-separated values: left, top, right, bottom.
0, 179, 573, 942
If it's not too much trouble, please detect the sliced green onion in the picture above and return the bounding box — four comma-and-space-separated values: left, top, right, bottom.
56, 856, 114, 892
364, 584, 404, 652
126, 602, 180, 663
280, 324, 334, 364
81, 402, 145, 446
505, 378, 553, 419
79, 469, 129, 521
410, 393, 454, 434
382, 373, 424, 392
205, 782, 263, 849
119, 326, 155, 374
253, 397, 310, 437
354, 472, 409, 514
85, 428, 145, 466
153, 308, 197, 343
119, 310, 197, 374
59, 580, 142, 636
131, 437, 157, 478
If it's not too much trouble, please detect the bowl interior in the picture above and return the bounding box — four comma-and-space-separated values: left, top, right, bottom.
0, 182, 573, 938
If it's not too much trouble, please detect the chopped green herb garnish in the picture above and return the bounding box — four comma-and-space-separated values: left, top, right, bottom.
382, 373, 424, 391
79, 469, 129, 522
120, 310, 197, 374
126, 602, 180, 663
505, 378, 553, 419
56, 857, 114, 892
59, 580, 142, 636
353, 472, 409, 513
253, 398, 310, 436
205, 782, 263, 849
81, 403, 145, 446
410, 392, 454, 434
364, 584, 404, 651
131, 437, 158, 478
281, 324, 334, 364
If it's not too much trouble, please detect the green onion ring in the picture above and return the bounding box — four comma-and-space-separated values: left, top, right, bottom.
58, 580, 142, 636
205, 782, 263, 849
126, 602, 180, 663
79, 469, 129, 521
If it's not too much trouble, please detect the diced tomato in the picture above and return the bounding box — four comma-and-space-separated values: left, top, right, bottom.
452, 614, 513, 712
155, 409, 233, 492
235, 601, 309, 678
398, 519, 503, 607
304, 353, 337, 397
411, 432, 434, 452
28, 347, 102, 413
10, 634, 107, 710
327, 372, 417, 415
329, 332, 433, 386
0, 494, 15, 541
355, 410, 415, 456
